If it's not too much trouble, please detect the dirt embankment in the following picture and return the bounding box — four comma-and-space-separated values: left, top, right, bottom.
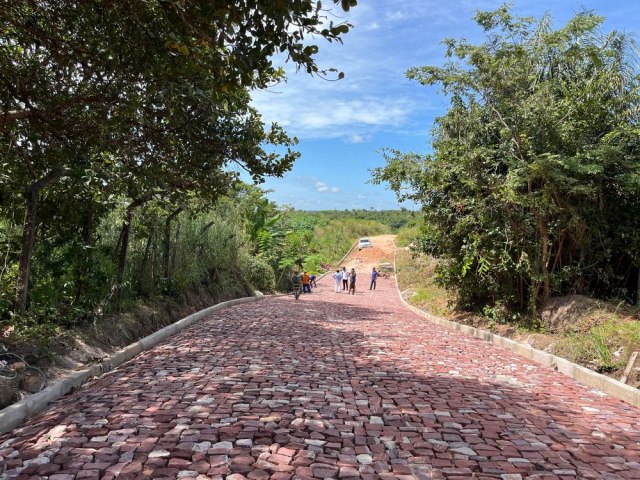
340, 234, 396, 272
0, 286, 240, 409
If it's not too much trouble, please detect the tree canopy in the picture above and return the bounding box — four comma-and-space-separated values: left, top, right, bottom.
0, 0, 357, 313
373, 7, 640, 315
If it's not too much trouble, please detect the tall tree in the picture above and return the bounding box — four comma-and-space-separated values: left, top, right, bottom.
0, 0, 357, 312
373, 7, 640, 314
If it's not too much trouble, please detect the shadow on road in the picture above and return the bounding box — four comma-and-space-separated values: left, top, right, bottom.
1, 296, 639, 478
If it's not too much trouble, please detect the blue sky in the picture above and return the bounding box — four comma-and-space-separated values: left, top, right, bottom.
250, 0, 639, 211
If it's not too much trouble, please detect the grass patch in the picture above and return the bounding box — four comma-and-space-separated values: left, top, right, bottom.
396, 249, 453, 318
551, 318, 640, 374
395, 226, 420, 248
395, 246, 640, 387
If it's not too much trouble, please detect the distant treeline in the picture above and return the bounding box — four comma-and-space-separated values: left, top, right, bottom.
291, 209, 416, 232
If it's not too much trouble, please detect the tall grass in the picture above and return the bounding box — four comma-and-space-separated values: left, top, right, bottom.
123, 203, 255, 303
552, 319, 640, 372
313, 219, 390, 266
395, 249, 452, 318
395, 225, 420, 248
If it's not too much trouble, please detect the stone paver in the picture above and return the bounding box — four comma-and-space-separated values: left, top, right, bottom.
1, 275, 640, 479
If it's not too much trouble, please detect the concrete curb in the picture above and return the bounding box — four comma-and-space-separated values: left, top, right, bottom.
337, 241, 358, 268
392, 242, 640, 409
0, 293, 265, 435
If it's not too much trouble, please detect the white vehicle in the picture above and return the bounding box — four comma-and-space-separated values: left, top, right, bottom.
358, 237, 372, 250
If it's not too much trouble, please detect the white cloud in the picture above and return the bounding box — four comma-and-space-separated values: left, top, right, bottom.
252, 88, 417, 140
315, 181, 340, 193
385, 11, 407, 22
363, 22, 380, 31
254, 0, 640, 213
250, 0, 453, 142
315, 181, 329, 192
346, 133, 371, 144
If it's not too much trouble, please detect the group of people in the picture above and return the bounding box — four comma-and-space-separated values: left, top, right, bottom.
291, 271, 317, 294
292, 266, 380, 296
333, 267, 357, 294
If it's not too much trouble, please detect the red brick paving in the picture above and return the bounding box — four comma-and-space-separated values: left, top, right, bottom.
1, 275, 640, 479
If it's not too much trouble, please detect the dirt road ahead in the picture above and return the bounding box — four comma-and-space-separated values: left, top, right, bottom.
338, 234, 396, 273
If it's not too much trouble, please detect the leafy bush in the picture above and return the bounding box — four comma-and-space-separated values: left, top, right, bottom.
242, 255, 276, 293
373, 8, 640, 316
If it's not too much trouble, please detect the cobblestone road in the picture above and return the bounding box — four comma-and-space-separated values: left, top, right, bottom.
1, 274, 639, 479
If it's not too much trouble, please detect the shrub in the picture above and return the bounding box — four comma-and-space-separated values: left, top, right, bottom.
242, 255, 276, 293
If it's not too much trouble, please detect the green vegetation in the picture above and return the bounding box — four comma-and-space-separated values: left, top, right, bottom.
271, 209, 414, 277
305, 215, 393, 261
394, 224, 420, 248
293, 210, 414, 231
250, 208, 393, 290
0, 1, 357, 346
374, 7, 640, 317
2, 194, 253, 338
543, 302, 640, 373
397, 249, 640, 383
395, 249, 452, 318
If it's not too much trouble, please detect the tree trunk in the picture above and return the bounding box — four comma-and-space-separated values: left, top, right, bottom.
200, 220, 215, 235
115, 193, 156, 294
528, 180, 550, 309
15, 168, 63, 313
518, 275, 524, 311
535, 215, 551, 308
114, 222, 125, 262
197, 220, 215, 254
150, 241, 157, 283
550, 230, 566, 274
16, 187, 39, 314
139, 230, 154, 283
163, 206, 184, 279
171, 221, 181, 274
117, 209, 133, 288
74, 203, 94, 304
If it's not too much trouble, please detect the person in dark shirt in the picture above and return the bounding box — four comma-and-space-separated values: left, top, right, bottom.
349, 268, 357, 295
291, 271, 302, 297
370, 267, 378, 290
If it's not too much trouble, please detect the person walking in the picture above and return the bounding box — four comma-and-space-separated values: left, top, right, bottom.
302, 272, 311, 293
370, 267, 378, 290
341, 267, 349, 291
333, 269, 341, 293
291, 270, 302, 299
349, 268, 357, 295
